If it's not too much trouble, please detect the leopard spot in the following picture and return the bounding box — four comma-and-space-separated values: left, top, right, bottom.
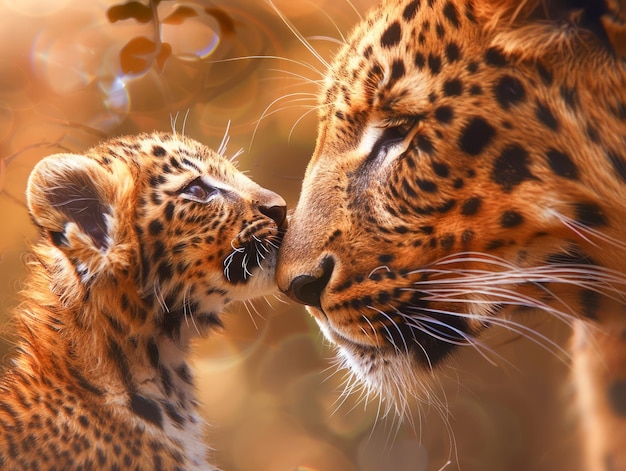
381, 21, 402, 48
458, 117, 496, 156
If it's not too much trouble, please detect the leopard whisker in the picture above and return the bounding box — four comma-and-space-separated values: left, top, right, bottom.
432, 379, 459, 468
168, 110, 191, 138
368, 265, 392, 278
328, 360, 369, 417
288, 106, 322, 142
271, 293, 290, 305
368, 393, 388, 441
268, 0, 331, 70
320, 355, 350, 383
181, 108, 190, 138
242, 252, 253, 279
408, 314, 484, 349
51, 196, 99, 207
250, 93, 318, 148
255, 93, 319, 121
298, 0, 351, 43
170, 111, 180, 135
247, 297, 264, 320
367, 306, 408, 356
265, 238, 281, 251
253, 101, 318, 132
409, 331, 435, 371
153, 281, 169, 313
408, 303, 570, 362
249, 237, 266, 270
398, 310, 503, 367
308, 35, 346, 47
337, 373, 374, 417
255, 249, 264, 271
223, 242, 245, 282
217, 120, 231, 157
183, 285, 201, 336
414, 283, 579, 324
370, 306, 411, 355
409, 252, 626, 313
551, 209, 625, 250
414, 264, 626, 309
361, 314, 382, 346
264, 67, 325, 88
222, 253, 234, 282
429, 258, 626, 290
229, 148, 244, 164
419, 319, 501, 368
211, 55, 325, 78
427, 250, 530, 269
241, 300, 259, 330
260, 295, 274, 309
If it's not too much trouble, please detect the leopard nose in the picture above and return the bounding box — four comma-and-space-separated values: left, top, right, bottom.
285, 256, 334, 308
259, 204, 287, 229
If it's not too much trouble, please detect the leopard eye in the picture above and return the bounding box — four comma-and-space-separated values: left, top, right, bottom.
179, 177, 218, 202
367, 119, 417, 163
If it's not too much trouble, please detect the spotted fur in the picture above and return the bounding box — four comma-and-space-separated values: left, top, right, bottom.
0, 132, 286, 470
276, 1, 626, 469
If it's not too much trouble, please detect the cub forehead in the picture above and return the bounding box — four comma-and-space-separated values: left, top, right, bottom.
93, 132, 236, 183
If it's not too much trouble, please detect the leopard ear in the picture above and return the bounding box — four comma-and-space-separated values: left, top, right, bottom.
27, 153, 119, 251
602, 0, 626, 59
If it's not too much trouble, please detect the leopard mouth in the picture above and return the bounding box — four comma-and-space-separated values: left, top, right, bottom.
285, 255, 473, 367
306, 304, 389, 352
308, 294, 468, 369
306, 305, 378, 351
223, 228, 285, 284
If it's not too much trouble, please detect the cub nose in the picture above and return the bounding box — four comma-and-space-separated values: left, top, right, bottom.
259, 204, 287, 229
285, 256, 334, 308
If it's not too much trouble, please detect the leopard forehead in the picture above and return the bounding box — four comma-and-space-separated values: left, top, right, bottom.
317, 0, 620, 154
307, 0, 624, 235
89, 131, 238, 186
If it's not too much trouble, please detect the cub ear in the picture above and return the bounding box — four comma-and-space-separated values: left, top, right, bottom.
26, 153, 118, 251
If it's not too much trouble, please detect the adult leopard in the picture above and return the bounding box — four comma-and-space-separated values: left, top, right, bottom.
0, 132, 287, 470
276, 0, 626, 469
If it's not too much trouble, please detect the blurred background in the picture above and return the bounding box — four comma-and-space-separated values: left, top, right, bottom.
0, 1, 583, 469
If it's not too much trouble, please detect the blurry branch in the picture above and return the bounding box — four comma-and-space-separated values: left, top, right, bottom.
106, 0, 236, 76
0, 119, 108, 207
48, 119, 109, 139
0, 136, 70, 207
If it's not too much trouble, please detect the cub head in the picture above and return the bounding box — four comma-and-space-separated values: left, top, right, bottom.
27, 132, 287, 336
277, 0, 626, 409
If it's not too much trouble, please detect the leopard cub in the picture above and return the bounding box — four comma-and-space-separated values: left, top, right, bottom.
0, 132, 287, 470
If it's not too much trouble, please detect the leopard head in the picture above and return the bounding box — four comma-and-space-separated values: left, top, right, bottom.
277, 0, 626, 408
27, 132, 287, 339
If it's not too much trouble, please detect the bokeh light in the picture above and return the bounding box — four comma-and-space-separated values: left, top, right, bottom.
0, 1, 582, 470
1, 0, 71, 17
160, 5, 221, 61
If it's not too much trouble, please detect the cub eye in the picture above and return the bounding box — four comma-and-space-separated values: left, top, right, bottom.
179, 177, 217, 202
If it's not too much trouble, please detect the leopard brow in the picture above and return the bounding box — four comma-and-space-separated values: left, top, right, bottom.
196, 174, 232, 194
